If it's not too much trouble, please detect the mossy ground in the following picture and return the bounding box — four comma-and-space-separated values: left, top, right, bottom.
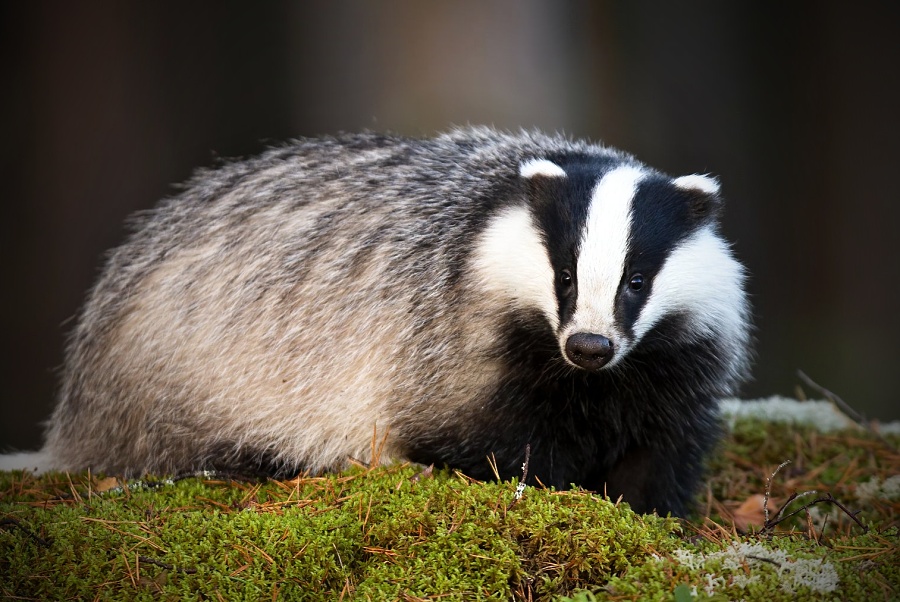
2, 414, 898, 600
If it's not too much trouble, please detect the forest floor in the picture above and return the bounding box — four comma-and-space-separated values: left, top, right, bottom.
1, 397, 898, 601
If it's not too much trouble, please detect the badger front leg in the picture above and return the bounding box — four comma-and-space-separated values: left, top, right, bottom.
601, 444, 706, 516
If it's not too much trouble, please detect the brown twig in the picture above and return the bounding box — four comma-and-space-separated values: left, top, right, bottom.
521, 444, 531, 484
797, 370, 898, 453
797, 370, 866, 424
0, 517, 51, 548
174, 470, 268, 484
507, 444, 531, 510
746, 554, 782, 567
763, 460, 792, 526
763, 492, 867, 534
138, 555, 198, 574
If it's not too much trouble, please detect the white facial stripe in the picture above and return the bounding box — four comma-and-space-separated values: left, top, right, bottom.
673, 174, 720, 196
471, 205, 559, 330
519, 158, 567, 179
570, 165, 645, 344
634, 226, 748, 344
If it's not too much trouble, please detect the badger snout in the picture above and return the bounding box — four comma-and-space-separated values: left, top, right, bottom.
565, 332, 614, 370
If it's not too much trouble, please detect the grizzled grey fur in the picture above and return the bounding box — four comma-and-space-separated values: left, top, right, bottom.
34, 127, 751, 516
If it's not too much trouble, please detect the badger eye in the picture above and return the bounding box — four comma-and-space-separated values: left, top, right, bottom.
558, 269, 573, 289
628, 273, 645, 291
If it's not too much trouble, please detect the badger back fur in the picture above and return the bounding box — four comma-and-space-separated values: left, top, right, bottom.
35, 127, 750, 515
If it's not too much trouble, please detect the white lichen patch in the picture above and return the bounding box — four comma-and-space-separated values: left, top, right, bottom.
720, 397, 853, 432
720, 397, 900, 434
856, 474, 900, 501
878, 421, 900, 435
670, 542, 839, 597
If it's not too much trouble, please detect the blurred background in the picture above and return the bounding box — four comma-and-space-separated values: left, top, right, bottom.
2, 1, 898, 451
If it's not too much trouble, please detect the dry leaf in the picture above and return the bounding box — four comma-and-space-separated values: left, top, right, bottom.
94, 476, 120, 493
732, 493, 770, 532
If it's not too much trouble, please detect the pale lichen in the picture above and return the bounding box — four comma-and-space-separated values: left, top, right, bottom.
666, 542, 840, 598
856, 475, 900, 501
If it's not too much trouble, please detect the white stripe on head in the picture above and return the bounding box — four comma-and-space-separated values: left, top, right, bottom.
471, 205, 559, 330
673, 174, 720, 196
519, 159, 567, 179
634, 226, 749, 349
566, 165, 645, 360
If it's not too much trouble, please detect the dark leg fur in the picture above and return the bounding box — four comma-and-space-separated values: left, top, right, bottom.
599, 445, 697, 516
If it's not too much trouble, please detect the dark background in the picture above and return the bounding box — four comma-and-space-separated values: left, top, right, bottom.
3, 2, 898, 451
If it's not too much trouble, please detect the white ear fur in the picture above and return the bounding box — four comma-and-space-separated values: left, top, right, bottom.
519, 158, 567, 179
673, 174, 720, 196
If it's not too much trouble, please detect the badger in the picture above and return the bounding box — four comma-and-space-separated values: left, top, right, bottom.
3, 127, 751, 516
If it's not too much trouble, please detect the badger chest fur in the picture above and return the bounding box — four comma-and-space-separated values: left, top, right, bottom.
43, 128, 751, 516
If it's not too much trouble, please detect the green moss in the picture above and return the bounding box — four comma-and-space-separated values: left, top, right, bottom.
1, 466, 677, 600
2, 417, 898, 600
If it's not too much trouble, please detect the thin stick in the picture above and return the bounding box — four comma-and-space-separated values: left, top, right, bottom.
746, 555, 782, 568
764, 460, 792, 525
520, 444, 531, 486
797, 370, 897, 452
486, 453, 500, 481
772, 490, 821, 525
797, 370, 866, 424
0, 517, 51, 548
764, 492, 867, 534
137, 556, 198, 574
507, 444, 531, 510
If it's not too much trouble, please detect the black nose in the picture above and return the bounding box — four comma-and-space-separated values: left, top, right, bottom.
565, 332, 614, 370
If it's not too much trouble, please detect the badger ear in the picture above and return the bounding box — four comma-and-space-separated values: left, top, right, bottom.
519, 158, 567, 180
673, 174, 722, 219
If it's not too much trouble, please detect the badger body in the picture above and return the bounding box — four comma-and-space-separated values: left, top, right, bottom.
34, 127, 749, 515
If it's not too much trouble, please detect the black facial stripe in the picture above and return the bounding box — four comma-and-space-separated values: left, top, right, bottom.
526, 156, 621, 329
615, 175, 713, 338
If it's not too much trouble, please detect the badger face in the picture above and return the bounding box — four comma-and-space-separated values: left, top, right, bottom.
473, 157, 748, 373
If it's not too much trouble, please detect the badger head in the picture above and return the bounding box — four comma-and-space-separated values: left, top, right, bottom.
473, 156, 750, 377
